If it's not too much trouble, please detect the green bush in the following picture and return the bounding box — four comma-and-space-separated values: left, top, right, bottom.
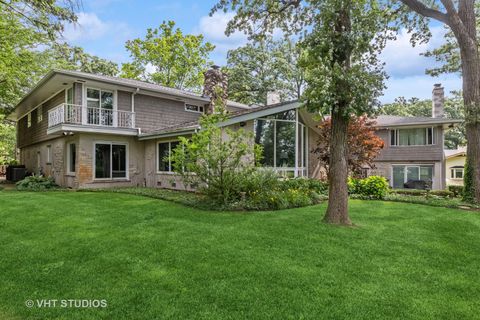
16, 175, 58, 191
448, 185, 464, 198
348, 176, 389, 199
279, 178, 329, 195
429, 190, 454, 198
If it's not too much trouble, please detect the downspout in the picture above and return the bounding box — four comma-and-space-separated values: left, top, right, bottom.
132, 88, 140, 134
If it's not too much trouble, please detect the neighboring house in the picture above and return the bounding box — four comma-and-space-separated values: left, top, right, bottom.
11, 69, 460, 190
445, 146, 467, 186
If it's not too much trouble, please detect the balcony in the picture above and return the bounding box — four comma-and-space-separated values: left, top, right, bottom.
48, 104, 136, 135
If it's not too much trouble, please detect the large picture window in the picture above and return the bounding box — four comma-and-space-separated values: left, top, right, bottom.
390, 127, 434, 146
95, 143, 127, 179
392, 165, 433, 189
158, 141, 180, 172
254, 110, 306, 177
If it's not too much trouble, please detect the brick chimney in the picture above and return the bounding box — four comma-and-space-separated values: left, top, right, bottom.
432, 83, 444, 118
266, 91, 281, 105
203, 65, 228, 114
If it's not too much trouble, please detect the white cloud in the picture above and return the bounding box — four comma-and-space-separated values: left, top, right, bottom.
381, 26, 448, 78
63, 12, 109, 42
195, 12, 248, 63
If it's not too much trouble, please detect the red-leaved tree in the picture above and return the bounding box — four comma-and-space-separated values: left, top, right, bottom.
313, 116, 384, 178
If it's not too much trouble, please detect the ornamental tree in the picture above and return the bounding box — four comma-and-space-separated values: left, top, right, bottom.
313, 116, 385, 177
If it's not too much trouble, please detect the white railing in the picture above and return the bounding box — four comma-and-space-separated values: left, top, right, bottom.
48, 103, 135, 129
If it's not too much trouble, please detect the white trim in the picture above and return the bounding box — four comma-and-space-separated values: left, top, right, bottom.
47, 124, 138, 136
294, 109, 299, 178
93, 141, 129, 181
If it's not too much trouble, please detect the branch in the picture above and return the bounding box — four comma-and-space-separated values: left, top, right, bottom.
398, 0, 451, 26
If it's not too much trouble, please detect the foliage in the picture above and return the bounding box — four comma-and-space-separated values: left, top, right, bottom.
390, 189, 427, 196
123, 20, 215, 91
0, 114, 16, 164
169, 94, 261, 205
448, 185, 464, 198
313, 116, 384, 176
226, 37, 304, 105
463, 160, 475, 202
429, 190, 454, 198
377, 92, 466, 149
45, 43, 119, 76
16, 175, 58, 191
348, 176, 389, 199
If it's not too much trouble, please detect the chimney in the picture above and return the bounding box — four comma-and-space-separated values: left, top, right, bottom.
432, 83, 444, 118
266, 91, 281, 105
203, 65, 228, 114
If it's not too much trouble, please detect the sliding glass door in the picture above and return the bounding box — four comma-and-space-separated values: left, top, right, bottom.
95, 143, 127, 179
392, 165, 433, 189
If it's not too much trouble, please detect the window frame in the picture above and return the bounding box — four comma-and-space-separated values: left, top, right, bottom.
450, 167, 464, 180
185, 104, 204, 114
391, 164, 435, 188
27, 112, 32, 128
156, 140, 180, 174
93, 141, 129, 181
37, 105, 43, 123
390, 127, 435, 147
46, 145, 52, 164
66, 143, 76, 175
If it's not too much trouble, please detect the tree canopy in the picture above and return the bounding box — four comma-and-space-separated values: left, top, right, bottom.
122, 20, 215, 91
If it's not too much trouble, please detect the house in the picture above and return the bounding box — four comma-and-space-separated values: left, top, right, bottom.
445, 146, 466, 186
11, 69, 460, 190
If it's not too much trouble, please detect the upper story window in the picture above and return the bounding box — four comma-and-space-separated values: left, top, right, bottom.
390, 127, 434, 146
27, 113, 32, 128
87, 88, 113, 110
66, 87, 74, 104
185, 104, 204, 113
37, 106, 43, 123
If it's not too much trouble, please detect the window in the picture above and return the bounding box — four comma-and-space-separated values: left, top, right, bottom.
185, 104, 204, 113
67, 143, 76, 174
450, 167, 464, 179
158, 141, 180, 172
87, 88, 114, 126
46, 145, 52, 164
66, 87, 74, 104
95, 143, 127, 179
27, 113, 32, 128
390, 127, 434, 146
37, 106, 43, 123
392, 165, 434, 189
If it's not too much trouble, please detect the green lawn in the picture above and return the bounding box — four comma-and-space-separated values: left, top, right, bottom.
0, 191, 479, 320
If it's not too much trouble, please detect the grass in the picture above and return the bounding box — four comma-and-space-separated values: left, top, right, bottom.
0, 191, 479, 319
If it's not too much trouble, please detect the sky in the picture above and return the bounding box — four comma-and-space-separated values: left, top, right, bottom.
62, 0, 462, 104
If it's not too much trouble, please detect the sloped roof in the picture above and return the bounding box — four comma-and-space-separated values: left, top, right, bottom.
445, 146, 467, 158
374, 115, 462, 127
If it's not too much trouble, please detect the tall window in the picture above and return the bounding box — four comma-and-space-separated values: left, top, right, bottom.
46, 145, 52, 164
37, 106, 43, 123
158, 141, 180, 172
87, 88, 114, 126
95, 143, 127, 179
27, 113, 32, 128
68, 143, 76, 174
66, 87, 74, 104
254, 110, 306, 177
390, 127, 434, 146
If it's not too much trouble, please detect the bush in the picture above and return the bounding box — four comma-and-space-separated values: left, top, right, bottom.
390, 189, 427, 196
448, 185, 464, 198
279, 178, 329, 195
348, 176, 389, 199
429, 190, 454, 198
16, 175, 58, 191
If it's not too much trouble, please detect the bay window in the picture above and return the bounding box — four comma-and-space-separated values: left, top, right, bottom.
95, 143, 127, 179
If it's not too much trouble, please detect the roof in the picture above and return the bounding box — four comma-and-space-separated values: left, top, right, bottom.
139, 100, 301, 140
373, 115, 462, 127
12, 69, 251, 119
445, 146, 467, 158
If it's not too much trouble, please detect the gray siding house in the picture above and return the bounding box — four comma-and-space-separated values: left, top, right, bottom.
11, 69, 459, 190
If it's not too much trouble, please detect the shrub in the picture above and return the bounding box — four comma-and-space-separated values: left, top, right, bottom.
279, 178, 329, 195
16, 175, 58, 191
390, 189, 426, 196
348, 176, 389, 199
429, 190, 454, 198
241, 169, 280, 197
448, 185, 464, 198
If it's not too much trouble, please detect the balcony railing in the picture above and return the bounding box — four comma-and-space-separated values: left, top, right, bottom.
48, 103, 135, 129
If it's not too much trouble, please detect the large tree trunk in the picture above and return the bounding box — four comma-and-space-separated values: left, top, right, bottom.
324, 108, 351, 225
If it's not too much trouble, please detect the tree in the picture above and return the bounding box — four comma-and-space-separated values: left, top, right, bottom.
122, 21, 215, 91
226, 37, 304, 105
0, 114, 15, 164
378, 93, 466, 149
212, 0, 393, 224
46, 43, 119, 76
396, 0, 480, 203
313, 116, 385, 177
